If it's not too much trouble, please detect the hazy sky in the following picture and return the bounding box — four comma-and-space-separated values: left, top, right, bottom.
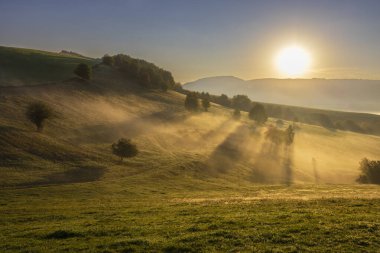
1, 0, 380, 82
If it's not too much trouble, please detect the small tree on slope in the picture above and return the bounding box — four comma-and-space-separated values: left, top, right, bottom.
25, 101, 54, 132
74, 63, 91, 80
112, 138, 138, 162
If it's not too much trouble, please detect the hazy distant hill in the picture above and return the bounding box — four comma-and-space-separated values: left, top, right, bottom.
184, 77, 380, 114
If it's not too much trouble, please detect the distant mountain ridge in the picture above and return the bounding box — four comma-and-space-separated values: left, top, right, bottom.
184, 76, 380, 114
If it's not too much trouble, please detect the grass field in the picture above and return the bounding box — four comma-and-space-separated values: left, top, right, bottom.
1, 184, 380, 252
1, 49, 380, 252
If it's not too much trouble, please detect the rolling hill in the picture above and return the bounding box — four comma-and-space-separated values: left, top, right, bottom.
184, 76, 380, 114
1, 63, 380, 187
1, 47, 380, 252
0, 45, 96, 86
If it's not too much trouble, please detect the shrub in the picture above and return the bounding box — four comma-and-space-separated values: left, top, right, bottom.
357, 158, 380, 184
26, 101, 54, 132
285, 125, 295, 145
232, 95, 251, 111
111, 54, 175, 90
112, 138, 138, 162
201, 98, 210, 112
216, 94, 231, 107
74, 63, 91, 80
184, 93, 199, 112
102, 54, 114, 66
233, 109, 241, 120
249, 103, 268, 125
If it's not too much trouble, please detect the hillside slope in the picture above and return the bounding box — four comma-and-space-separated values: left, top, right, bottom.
0, 46, 96, 86
1, 65, 380, 189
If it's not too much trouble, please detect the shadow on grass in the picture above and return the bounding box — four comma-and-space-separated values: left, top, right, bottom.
44, 230, 83, 240
17, 165, 106, 188
250, 137, 294, 184
207, 124, 251, 173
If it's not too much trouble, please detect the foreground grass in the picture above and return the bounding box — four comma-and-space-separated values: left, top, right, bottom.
1, 184, 379, 252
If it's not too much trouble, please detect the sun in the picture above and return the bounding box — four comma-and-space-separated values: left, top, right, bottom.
275, 46, 311, 77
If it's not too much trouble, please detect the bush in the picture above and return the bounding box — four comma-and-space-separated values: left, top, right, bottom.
233, 109, 241, 120
249, 103, 268, 125
285, 125, 295, 145
357, 158, 380, 184
26, 101, 54, 132
112, 138, 138, 162
110, 54, 175, 90
74, 63, 91, 80
232, 95, 251, 111
184, 93, 199, 112
102, 54, 114, 66
201, 98, 210, 112
216, 94, 231, 107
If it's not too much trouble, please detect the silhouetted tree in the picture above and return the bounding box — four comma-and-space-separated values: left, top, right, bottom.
232, 95, 251, 111
249, 103, 268, 125
285, 125, 295, 145
138, 68, 151, 88
102, 54, 114, 66
216, 94, 231, 107
233, 109, 241, 120
74, 63, 91, 80
109, 53, 176, 90
185, 93, 199, 111
26, 101, 54, 132
111, 138, 138, 162
173, 82, 184, 92
356, 158, 380, 184
201, 98, 210, 112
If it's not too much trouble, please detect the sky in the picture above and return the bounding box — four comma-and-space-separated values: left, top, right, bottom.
1, 0, 380, 83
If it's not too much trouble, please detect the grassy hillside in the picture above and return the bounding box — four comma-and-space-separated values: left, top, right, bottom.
0, 52, 380, 251
0, 46, 96, 86
1, 65, 380, 187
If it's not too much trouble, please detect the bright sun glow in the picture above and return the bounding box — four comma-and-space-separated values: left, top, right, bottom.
275, 46, 311, 77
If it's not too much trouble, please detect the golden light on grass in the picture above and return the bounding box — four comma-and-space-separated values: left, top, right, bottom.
275, 45, 311, 77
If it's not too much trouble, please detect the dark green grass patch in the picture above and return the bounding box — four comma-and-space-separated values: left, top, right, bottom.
44, 230, 84, 239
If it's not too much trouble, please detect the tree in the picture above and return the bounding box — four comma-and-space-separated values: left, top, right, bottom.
356, 158, 380, 184
201, 98, 210, 112
285, 125, 295, 145
102, 54, 114, 66
249, 103, 268, 125
111, 138, 138, 162
26, 101, 54, 132
233, 109, 241, 120
74, 63, 91, 80
232, 95, 251, 111
184, 93, 199, 111
216, 94, 231, 107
